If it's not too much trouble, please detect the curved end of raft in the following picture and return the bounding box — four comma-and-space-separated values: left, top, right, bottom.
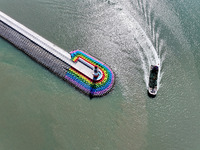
65, 50, 115, 97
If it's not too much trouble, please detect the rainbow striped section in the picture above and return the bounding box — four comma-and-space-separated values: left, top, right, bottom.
65, 50, 114, 97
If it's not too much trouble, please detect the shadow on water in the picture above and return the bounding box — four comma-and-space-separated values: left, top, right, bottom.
89, 76, 97, 100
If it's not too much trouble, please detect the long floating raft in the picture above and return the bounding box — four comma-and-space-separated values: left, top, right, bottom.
0, 11, 114, 97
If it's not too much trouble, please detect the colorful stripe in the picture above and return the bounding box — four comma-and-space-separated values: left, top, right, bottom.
65, 50, 114, 97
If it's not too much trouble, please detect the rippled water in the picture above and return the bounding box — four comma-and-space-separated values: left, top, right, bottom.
0, 0, 200, 149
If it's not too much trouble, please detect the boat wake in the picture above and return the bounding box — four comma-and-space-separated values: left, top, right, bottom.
116, 8, 165, 91
135, 0, 167, 91
136, 28, 164, 91
126, 0, 167, 91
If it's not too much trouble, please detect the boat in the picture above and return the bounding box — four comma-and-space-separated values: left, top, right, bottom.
148, 65, 159, 97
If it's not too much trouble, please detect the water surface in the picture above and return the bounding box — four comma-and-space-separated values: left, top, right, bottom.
0, 0, 200, 149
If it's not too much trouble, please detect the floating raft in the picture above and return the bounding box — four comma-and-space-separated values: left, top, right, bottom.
0, 11, 114, 97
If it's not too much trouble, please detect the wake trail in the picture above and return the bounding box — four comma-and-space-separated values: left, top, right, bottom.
118, 11, 162, 90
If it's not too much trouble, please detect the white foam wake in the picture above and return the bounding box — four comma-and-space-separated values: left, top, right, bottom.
118, 11, 162, 90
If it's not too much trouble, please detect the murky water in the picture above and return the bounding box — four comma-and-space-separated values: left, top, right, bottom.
0, 0, 200, 149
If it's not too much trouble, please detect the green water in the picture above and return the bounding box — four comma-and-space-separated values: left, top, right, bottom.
0, 0, 200, 149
